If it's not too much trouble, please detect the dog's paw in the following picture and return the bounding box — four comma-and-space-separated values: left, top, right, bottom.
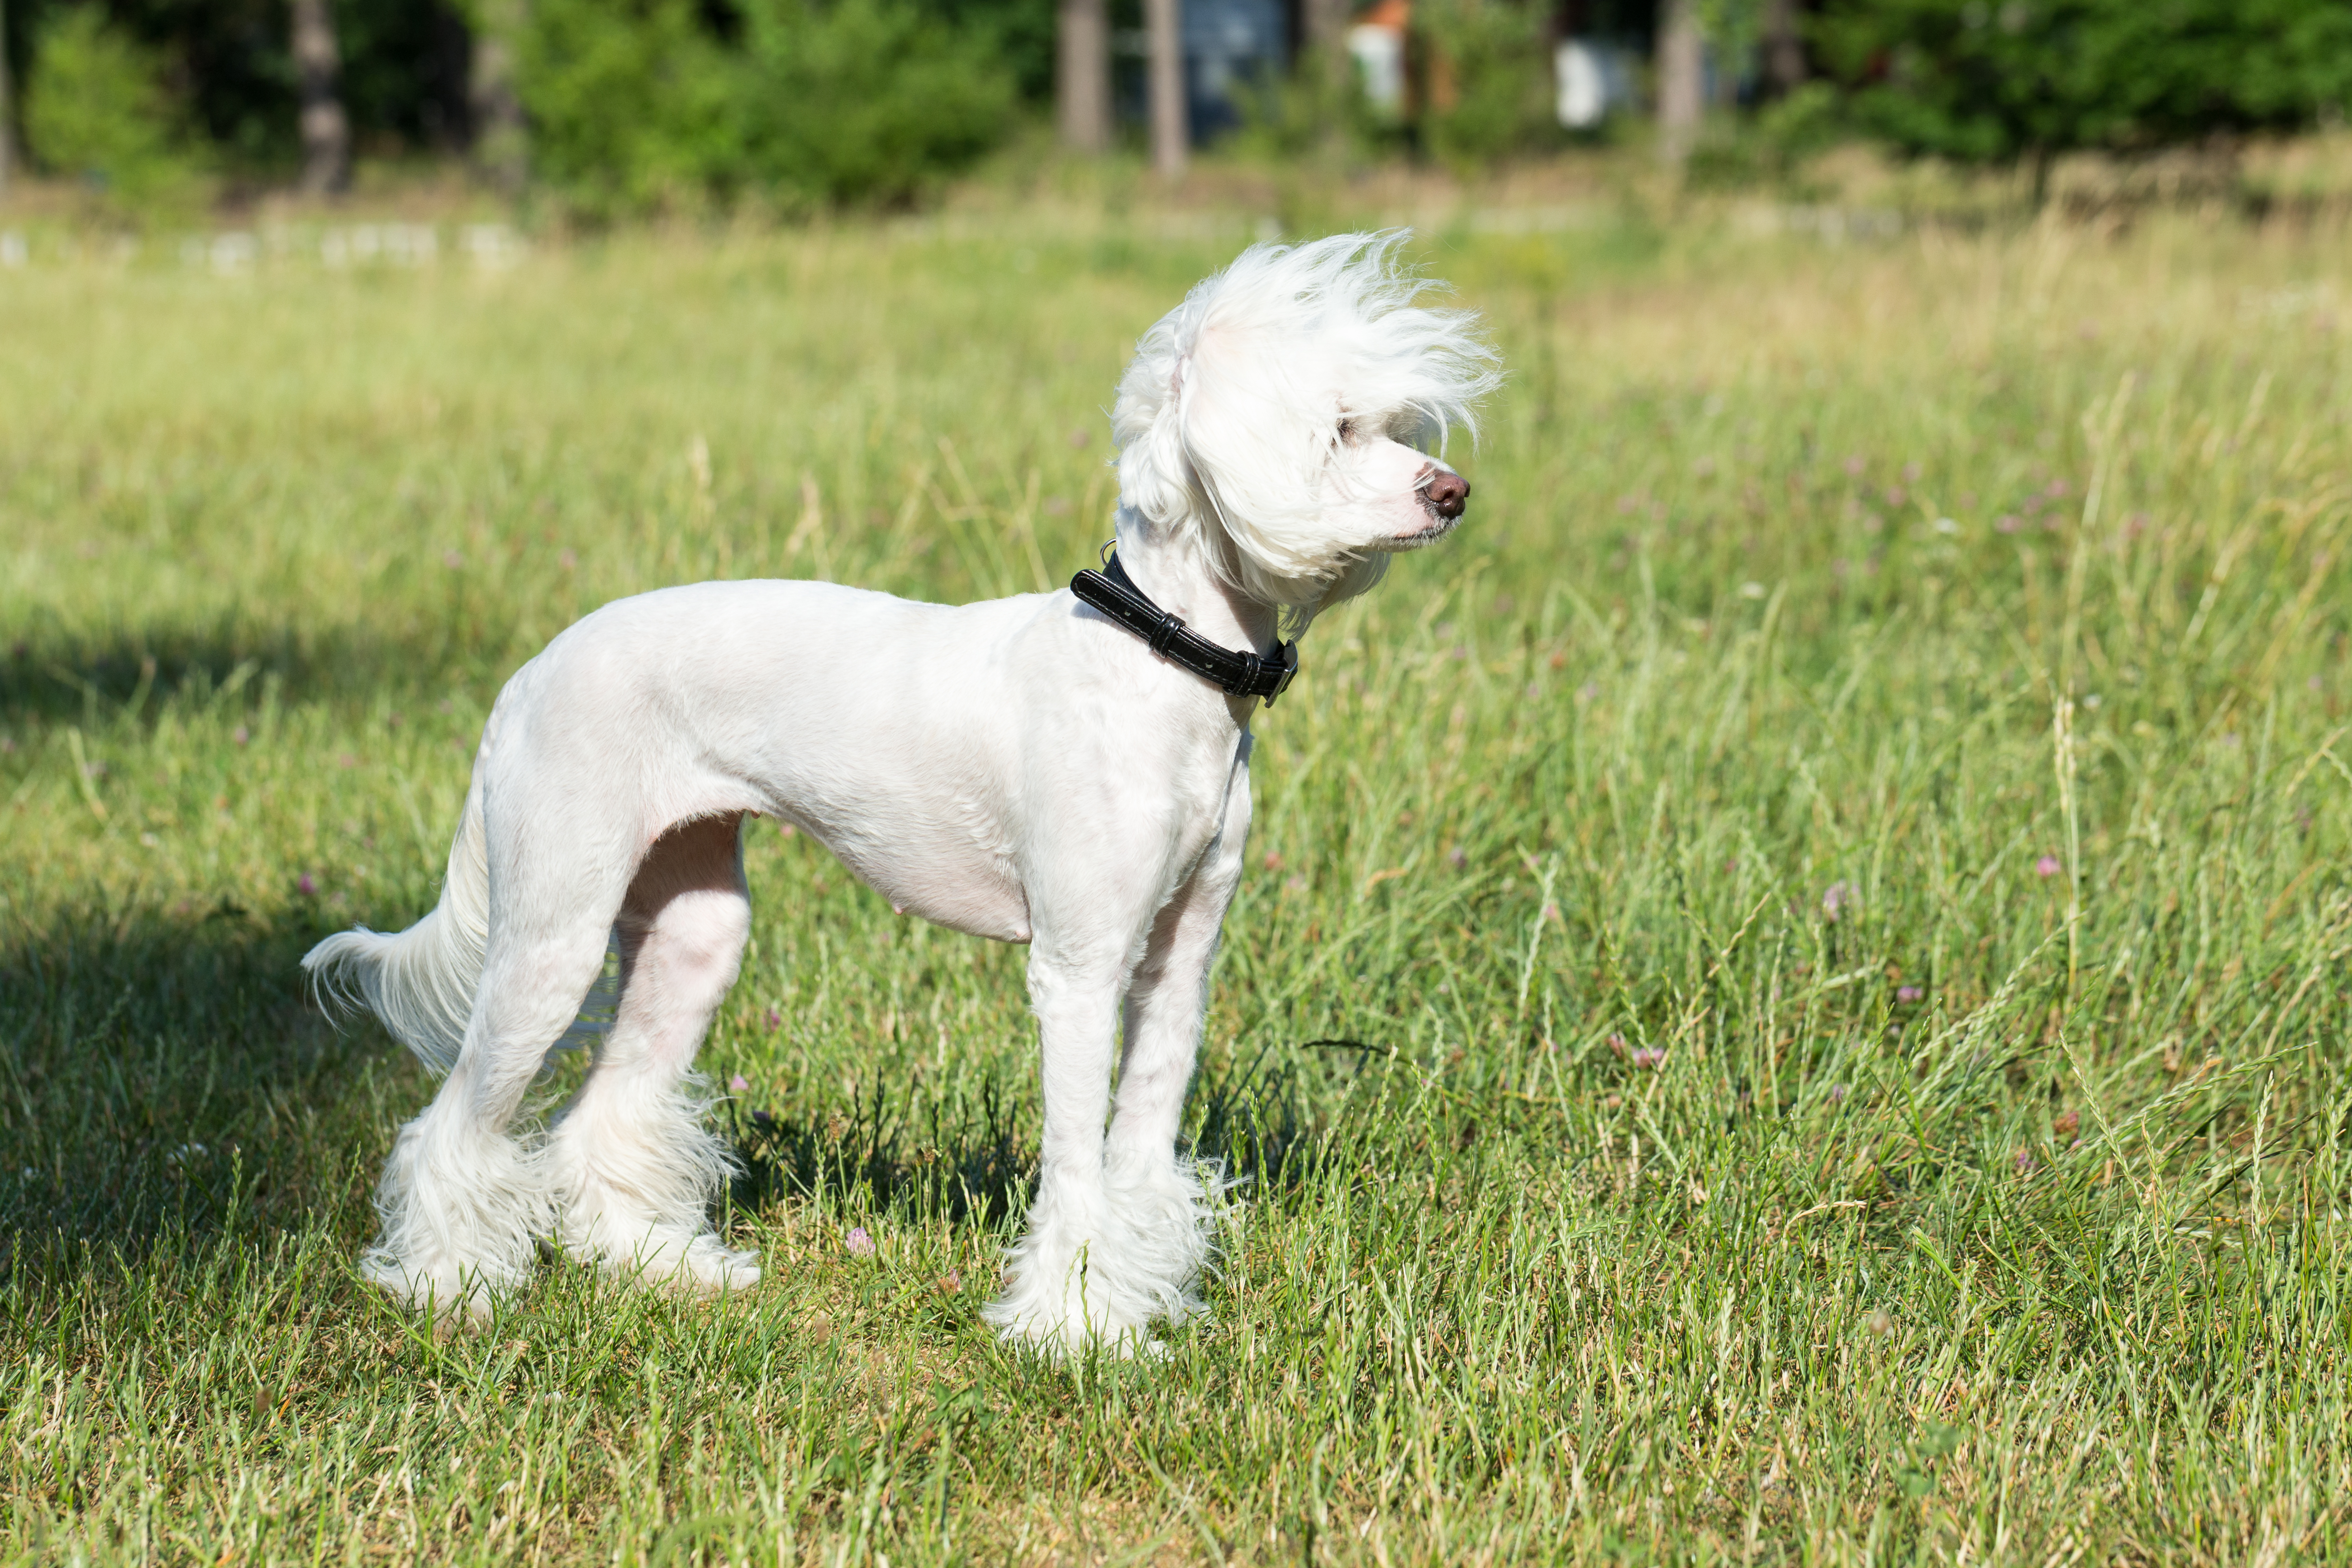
672, 1233, 762, 1296
358, 1246, 506, 1330
981, 1298, 1162, 1360
596, 1230, 762, 1297
980, 1268, 1157, 1358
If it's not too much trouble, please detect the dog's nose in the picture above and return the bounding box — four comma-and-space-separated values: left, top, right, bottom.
1425, 470, 1470, 519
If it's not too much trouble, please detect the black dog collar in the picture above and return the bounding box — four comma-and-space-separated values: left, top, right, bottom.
1071, 553, 1299, 705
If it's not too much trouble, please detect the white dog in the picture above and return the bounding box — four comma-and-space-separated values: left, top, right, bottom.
305, 231, 1497, 1350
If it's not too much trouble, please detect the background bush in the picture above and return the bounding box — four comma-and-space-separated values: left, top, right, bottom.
21, 5, 200, 209
731, 0, 1018, 210
1814, 0, 2352, 168
5, 0, 474, 172
512, 0, 1015, 216
1415, 0, 1565, 171
516, 0, 745, 218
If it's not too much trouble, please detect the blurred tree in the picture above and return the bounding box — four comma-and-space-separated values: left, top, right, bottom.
22, 4, 190, 200
931, 0, 1053, 105
1299, 0, 1348, 99
733, 0, 1017, 206
1760, 0, 1804, 91
1146, 0, 1181, 174
15, 0, 470, 172
466, 0, 526, 188
515, 0, 738, 214
1656, 0, 1702, 158
513, 0, 1014, 213
1056, 0, 1108, 148
0, 0, 14, 192
1420, 0, 1563, 167
1815, 0, 2352, 185
90, 0, 291, 166
290, 0, 348, 190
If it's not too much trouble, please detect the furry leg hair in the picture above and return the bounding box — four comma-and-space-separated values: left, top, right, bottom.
541, 813, 761, 1292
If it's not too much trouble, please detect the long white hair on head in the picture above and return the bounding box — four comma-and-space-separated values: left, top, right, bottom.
1112, 230, 1501, 630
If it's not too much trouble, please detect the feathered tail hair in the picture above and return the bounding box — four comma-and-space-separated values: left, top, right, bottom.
302, 771, 491, 1075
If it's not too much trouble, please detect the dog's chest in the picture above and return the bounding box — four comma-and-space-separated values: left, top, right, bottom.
764, 783, 1032, 943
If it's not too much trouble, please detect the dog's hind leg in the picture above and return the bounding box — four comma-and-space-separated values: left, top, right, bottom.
545, 813, 759, 1296
363, 876, 620, 1326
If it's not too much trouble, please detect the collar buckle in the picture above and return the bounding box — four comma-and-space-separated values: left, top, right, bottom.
1260, 642, 1299, 706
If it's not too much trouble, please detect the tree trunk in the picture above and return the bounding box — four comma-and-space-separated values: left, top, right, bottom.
292, 0, 351, 194
1057, 0, 1110, 152
0, 0, 14, 195
1147, 0, 1186, 179
1762, 0, 1806, 95
469, 0, 529, 194
1303, 0, 1351, 91
1656, 0, 1703, 165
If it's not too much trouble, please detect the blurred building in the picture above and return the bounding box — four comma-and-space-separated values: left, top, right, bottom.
1186, 0, 1291, 138
1115, 0, 1290, 143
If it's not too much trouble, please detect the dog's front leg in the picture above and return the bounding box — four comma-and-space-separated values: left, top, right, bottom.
984, 936, 1151, 1354
985, 740, 1253, 1354
1100, 772, 1251, 1328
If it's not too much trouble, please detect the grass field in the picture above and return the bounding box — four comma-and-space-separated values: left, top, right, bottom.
4, 197, 2352, 1563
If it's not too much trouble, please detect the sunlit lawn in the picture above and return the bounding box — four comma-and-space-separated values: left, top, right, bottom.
4, 196, 2352, 1563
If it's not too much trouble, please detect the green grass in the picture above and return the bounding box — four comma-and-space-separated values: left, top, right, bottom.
4, 203, 2352, 1563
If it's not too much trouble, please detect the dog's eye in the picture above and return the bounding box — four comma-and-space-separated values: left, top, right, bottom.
1336, 418, 1355, 444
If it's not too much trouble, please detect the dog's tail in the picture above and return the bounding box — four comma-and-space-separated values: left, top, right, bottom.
303, 769, 490, 1075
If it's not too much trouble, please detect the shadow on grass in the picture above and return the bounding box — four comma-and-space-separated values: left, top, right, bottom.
0, 902, 399, 1278
0, 613, 523, 729
0, 896, 1383, 1289
720, 1043, 1341, 1233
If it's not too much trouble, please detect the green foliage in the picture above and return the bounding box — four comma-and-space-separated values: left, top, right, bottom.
514, 0, 1016, 216
921, 0, 1057, 106
1756, 76, 1849, 160
1814, 0, 2352, 163
1416, 0, 1564, 171
18, 0, 476, 170
1683, 81, 1852, 190
1694, 0, 1766, 67
20, 4, 196, 205
734, 0, 1018, 210
516, 0, 745, 218
1227, 47, 1402, 165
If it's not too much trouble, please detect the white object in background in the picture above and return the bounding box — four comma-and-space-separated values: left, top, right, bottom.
0, 232, 26, 267
1557, 39, 1607, 128
1349, 23, 1405, 114
462, 224, 524, 269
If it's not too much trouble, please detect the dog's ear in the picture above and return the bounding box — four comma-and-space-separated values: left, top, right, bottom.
1127, 401, 1199, 531
1113, 315, 1210, 536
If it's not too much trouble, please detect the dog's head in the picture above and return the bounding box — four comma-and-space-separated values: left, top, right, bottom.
1112, 231, 1500, 621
